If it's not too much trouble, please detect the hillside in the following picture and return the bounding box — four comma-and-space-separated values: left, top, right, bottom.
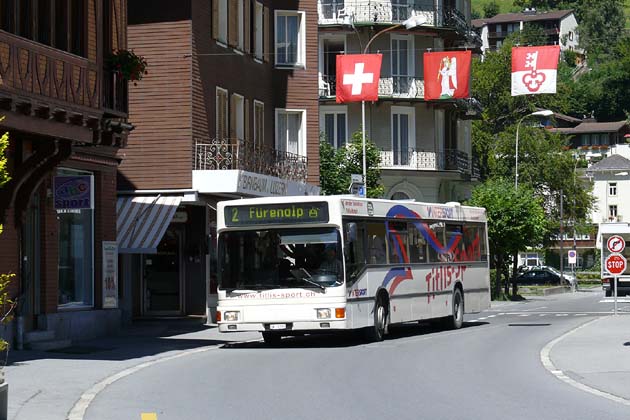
471, 0, 630, 28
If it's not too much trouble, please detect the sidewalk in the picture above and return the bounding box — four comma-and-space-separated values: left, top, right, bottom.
4, 320, 260, 420
549, 314, 630, 403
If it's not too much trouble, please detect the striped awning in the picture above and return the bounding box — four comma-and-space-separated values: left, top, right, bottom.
117, 195, 183, 254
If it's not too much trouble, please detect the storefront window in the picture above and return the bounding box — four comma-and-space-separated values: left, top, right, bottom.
57, 169, 94, 307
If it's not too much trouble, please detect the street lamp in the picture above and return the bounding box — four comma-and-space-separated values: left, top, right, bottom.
358, 14, 427, 190
515, 109, 554, 190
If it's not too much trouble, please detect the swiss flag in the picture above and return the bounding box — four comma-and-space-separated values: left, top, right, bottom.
511, 46, 560, 96
423, 51, 471, 100
336, 54, 382, 103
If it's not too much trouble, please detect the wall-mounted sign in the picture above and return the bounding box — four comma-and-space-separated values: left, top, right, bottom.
102, 241, 118, 309
225, 202, 329, 226
54, 175, 94, 210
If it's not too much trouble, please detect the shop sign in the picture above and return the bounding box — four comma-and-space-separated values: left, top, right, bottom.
54, 175, 94, 210
102, 241, 118, 308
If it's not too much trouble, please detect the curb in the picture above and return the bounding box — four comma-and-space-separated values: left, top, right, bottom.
540, 316, 630, 407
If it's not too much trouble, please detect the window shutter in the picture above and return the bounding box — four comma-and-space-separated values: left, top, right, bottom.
263, 6, 270, 62
228, 0, 238, 47
244, 0, 251, 53
212, 0, 219, 40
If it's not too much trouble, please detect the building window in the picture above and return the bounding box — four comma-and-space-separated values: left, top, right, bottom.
275, 10, 305, 67
57, 168, 94, 308
230, 94, 244, 140
216, 87, 228, 139
320, 106, 347, 148
254, 2, 263, 60
254, 100, 264, 147
609, 182, 617, 196
212, 0, 228, 44
275, 109, 305, 156
609, 205, 618, 220
391, 35, 413, 95
391, 106, 415, 165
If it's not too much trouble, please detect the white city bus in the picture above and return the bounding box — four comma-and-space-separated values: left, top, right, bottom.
216, 195, 490, 344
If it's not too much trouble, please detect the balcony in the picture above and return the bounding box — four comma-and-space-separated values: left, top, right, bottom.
102, 70, 128, 116
0, 31, 100, 112
380, 148, 471, 174
318, 1, 474, 35
194, 139, 309, 183
320, 74, 425, 99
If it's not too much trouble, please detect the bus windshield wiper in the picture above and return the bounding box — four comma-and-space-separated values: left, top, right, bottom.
290, 268, 325, 290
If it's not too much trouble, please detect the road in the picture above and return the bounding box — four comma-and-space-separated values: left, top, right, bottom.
85, 289, 630, 420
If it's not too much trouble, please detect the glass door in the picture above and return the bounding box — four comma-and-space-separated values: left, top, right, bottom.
142, 226, 183, 316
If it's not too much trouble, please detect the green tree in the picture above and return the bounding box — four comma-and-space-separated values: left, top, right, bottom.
519, 22, 547, 46
466, 179, 547, 298
483, 1, 500, 18
512, 0, 579, 10
319, 131, 384, 198
575, 0, 626, 62
0, 128, 14, 352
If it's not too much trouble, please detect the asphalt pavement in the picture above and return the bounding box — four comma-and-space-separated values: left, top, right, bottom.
3, 294, 630, 419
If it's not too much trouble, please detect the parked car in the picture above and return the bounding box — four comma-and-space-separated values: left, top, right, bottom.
516, 266, 576, 287
601, 277, 630, 297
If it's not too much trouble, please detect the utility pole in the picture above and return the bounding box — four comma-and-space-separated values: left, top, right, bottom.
560, 189, 564, 285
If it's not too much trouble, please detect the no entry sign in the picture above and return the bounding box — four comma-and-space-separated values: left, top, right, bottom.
607, 235, 625, 254
605, 254, 627, 275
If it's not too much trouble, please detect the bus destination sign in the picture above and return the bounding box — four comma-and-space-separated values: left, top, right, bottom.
225, 202, 329, 226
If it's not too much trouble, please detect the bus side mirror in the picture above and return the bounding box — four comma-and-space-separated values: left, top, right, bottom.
345, 222, 357, 243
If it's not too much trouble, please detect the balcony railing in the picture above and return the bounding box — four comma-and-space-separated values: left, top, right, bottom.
318, 1, 473, 35
380, 148, 470, 174
320, 74, 424, 99
102, 70, 128, 115
194, 139, 308, 183
0, 31, 100, 111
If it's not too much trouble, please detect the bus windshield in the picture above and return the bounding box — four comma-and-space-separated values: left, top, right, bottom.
218, 227, 343, 291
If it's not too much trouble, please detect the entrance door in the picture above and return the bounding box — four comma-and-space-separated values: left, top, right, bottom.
142, 226, 183, 315
21, 194, 41, 330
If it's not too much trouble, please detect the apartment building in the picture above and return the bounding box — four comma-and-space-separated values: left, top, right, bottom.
0, 0, 131, 346
119, 0, 320, 322
318, 0, 482, 202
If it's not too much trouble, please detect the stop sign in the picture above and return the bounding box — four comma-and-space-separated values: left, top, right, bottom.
605, 254, 627, 275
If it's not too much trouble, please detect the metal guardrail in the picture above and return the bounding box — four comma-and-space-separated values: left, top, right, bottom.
194, 138, 309, 183
320, 74, 425, 99
380, 148, 470, 173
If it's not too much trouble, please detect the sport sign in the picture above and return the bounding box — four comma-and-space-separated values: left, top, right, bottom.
604, 254, 627, 275
607, 235, 625, 254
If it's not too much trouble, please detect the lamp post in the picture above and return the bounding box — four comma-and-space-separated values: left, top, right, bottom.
515, 109, 554, 190
358, 14, 427, 190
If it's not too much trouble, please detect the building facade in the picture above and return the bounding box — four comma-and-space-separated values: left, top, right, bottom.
0, 0, 131, 347
120, 0, 320, 322
472, 9, 579, 54
318, 0, 481, 202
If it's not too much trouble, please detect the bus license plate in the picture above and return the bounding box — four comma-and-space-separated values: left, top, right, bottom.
269, 324, 286, 330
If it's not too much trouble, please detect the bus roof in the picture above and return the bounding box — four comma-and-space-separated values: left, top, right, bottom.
217, 195, 487, 226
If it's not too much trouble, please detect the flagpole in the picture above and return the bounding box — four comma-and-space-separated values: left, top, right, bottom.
362, 100, 366, 190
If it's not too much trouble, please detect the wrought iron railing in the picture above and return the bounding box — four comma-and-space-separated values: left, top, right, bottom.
320, 74, 425, 99
102, 70, 128, 114
194, 139, 308, 183
318, 0, 473, 34
380, 148, 470, 174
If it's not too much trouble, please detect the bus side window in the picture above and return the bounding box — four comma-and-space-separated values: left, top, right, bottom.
446, 224, 464, 262
408, 222, 427, 263
366, 222, 387, 264
427, 222, 445, 262
344, 220, 366, 286
387, 221, 408, 264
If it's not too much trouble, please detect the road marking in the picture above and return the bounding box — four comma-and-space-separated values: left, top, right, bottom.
540, 317, 630, 407
600, 298, 630, 303
141, 414, 158, 420
555, 314, 569, 317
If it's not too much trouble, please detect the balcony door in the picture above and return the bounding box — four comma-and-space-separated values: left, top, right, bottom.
391, 35, 414, 96
391, 106, 415, 165
320, 36, 345, 97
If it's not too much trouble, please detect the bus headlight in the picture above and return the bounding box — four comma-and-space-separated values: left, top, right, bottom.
224, 311, 240, 322
316, 308, 331, 319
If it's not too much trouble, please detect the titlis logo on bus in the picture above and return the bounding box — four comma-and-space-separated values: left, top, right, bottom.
348, 288, 367, 298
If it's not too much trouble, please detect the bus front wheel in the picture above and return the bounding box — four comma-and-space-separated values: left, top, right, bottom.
447, 288, 464, 330
366, 293, 388, 342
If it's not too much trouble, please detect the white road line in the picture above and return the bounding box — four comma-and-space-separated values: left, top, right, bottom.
540, 318, 630, 407
556, 314, 569, 317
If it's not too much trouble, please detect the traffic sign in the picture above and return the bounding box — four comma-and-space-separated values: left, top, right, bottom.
351, 174, 363, 184
607, 235, 625, 254
568, 250, 577, 265
605, 253, 627, 275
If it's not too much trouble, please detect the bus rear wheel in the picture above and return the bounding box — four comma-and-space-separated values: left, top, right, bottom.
365, 293, 388, 342
262, 331, 282, 345
446, 288, 464, 330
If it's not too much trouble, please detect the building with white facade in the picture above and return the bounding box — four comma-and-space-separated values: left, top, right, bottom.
318, 0, 482, 203
472, 9, 579, 54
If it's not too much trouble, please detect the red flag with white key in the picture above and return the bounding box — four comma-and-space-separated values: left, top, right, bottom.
336, 54, 383, 103
511, 45, 560, 96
